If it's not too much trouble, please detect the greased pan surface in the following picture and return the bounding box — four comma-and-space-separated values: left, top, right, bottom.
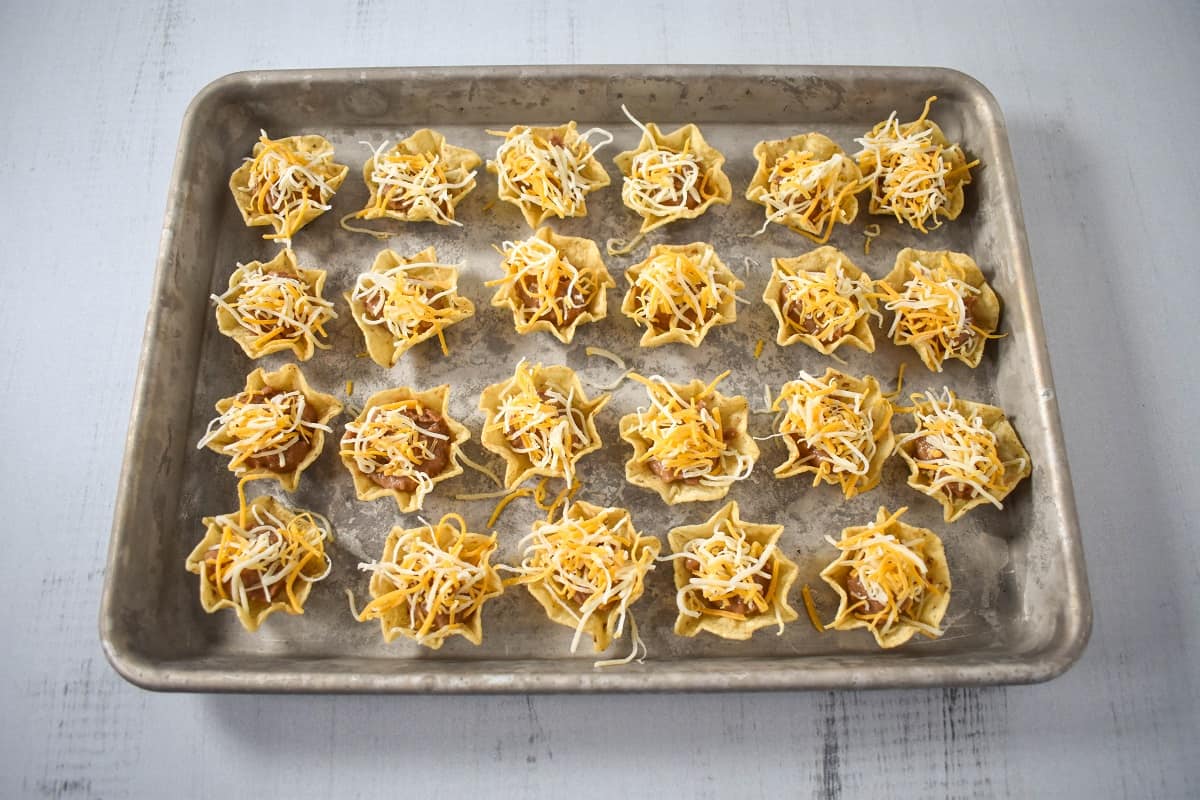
100, 66, 1090, 692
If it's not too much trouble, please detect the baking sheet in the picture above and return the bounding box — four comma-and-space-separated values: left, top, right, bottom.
100, 66, 1091, 692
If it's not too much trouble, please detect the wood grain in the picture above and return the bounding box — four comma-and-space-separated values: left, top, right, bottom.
0, 0, 1197, 797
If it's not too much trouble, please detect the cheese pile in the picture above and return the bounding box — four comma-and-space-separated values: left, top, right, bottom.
854, 99, 971, 232
898, 389, 1018, 507
620, 106, 712, 218
504, 506, 656, 653
211, 264, 336, 351
668, 520, 779, 625
204, 501, 332, 612
490, 236, 593, 327
778, 263, 880, 340
243, 130, 339, 239
353, 514, 497, 644
360, 141, 475, 225
755, 150, 861, 241
631, 372, 753, 485
197, 390, 330, 471
341, 400, 449, 491
490, 362, 593, 482
774, 371, 876, 493
825, 507, 943, 638
490, 126, 613, 218
627, 247, 732, 333
351, 259, 463, 348
878, 256, 980, 369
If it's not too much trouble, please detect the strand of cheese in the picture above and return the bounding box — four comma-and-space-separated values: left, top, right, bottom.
878, 256, 981, 369
773, 371, 877, 492
197, 390, 331, 471
896, 388, 1024, 508
502, 505, 656, 653
243, 130, 339, 240
854, 98, 974, 232
487, 235, 594, 327
630, 372, 753, 485
351, 259, 464, 346
824, 507, 942, 638
341, 400, 449, 491
752, 149, 861, 241
619, 105, 716, 217
778, 262, 881, 339
358, 139, 476, 225
663, 520, 779, 625
205, 500, 332, 614
489, 125, 613, 217
628, 247, 733, 334
211, 263, 336, 350
352, 514, 497, 644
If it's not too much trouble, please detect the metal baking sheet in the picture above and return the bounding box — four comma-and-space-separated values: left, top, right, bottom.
100, 65, 1091, 692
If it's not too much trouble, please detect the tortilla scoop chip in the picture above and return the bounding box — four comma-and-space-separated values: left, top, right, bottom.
763, 246, 877, 354
613, 119, 732, 234
819, 506, 951, 649
667, 501, 799, 640
203, 364, 342, 492
339, 384, 470, 513
186, 495, 329, 632
345, 246, 475, 368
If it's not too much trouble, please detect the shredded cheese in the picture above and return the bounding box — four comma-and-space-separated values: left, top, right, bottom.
773, 371, 878, 496
488, 124, 613, 220
877, 254, 984, 371
751, 148, 863, 242
501, 504, 657, 654
350, 514, 498, 646
487, 235, 596, 329
626, 246, 736, 336
201, 496, 332, 615
487, 487, 532, 527
351, 259, 466, 351
801, 584, 824, 633
854, 97, 977, 232
211, 260, 336, 352
340, 400, 451, 493
197, 389, 330, 472
629, 372, 754, 486
619, 105, 720, 221
825, 507, 944, 639
896, 389, 1025, 508
354, 138, 476, 226
863, 223, 881, 255
483, 362, 597, 484
235, 130, 341, 242
777, 261, 880, 343
585, 346, 627, 371
663, 519, 781, 630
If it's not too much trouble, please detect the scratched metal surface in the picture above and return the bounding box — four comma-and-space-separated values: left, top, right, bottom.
3, 0, 1198, 797
100, 66, 1088, 692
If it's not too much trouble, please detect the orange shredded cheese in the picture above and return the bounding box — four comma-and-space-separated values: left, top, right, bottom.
488, 125, 612, 219
626, 246, 736, 336
340, 400, 451, 493
663, 518, 781, 629
487, 234, 597, 330
777, 261, 880, 342
211, 260, 336, 352
350, 258, 466, 351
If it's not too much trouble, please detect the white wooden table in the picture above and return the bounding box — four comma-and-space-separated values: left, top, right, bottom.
2, 1, 1196, 796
